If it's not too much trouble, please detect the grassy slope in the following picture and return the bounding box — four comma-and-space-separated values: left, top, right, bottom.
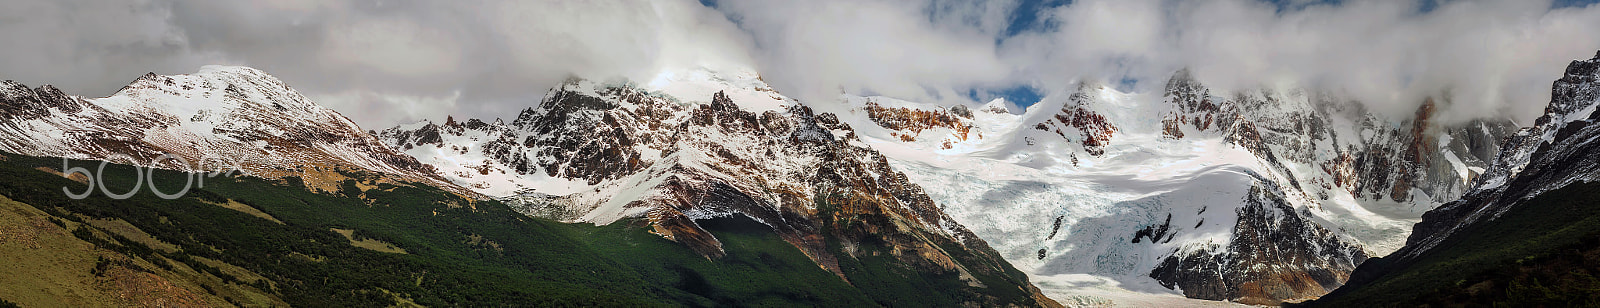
0, 154, 888, 307
1305, 181, 1600, 307
0, 193, 257, 307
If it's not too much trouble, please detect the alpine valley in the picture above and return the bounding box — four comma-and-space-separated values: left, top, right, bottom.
3, 44, 1600, 306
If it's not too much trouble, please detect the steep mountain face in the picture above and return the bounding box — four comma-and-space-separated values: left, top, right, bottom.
841, 70, 1513, 304
1147, 184, 1367, 304
1141, 71, 1523, 303
1160, 69, 1516, 206
1396, 50, 1600, 260
376, 70, 1058, 307
0, 66, 457, 194
1307, 50, 1600, 306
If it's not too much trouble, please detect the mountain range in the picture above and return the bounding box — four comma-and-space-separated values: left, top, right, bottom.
0, 50, 1597, 306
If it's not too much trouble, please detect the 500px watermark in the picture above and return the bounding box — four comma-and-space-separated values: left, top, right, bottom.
61, 154, 251, 200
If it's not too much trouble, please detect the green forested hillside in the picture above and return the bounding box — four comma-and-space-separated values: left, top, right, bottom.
1303, 181, 1600, 307
0, 153, 904, 307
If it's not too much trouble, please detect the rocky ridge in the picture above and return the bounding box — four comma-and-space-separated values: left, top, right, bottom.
1159, 69, 1517, 206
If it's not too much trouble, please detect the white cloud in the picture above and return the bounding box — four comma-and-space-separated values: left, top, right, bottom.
0, 0, 1597, 127
310, 90, 461, 128
1006, 0, 1600, 123
0, 0, 755, 128
323, 18, 461, 77
712, 0, 1016, 110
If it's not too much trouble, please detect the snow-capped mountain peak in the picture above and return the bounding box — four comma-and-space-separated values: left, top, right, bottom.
0, 66, 460, 195
644, 66, 794, 112
375, 72, 1058, 304
981, 97, 1019, 115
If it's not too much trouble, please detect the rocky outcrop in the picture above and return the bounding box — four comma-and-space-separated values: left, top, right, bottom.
1150, 185, 1369, 305
1033, 83, 1117, 156
0, 83, 86, 121
862, 100, 975, 146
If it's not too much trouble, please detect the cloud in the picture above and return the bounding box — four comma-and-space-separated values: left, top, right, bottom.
704, 0, 1600, 124
1005, 0, 1600, 123
0, 0, 220, 95
0, 0, 751, 128
171, 0, 755, 126
311, 90, 460, 127
0, 0, 1597, 127
709, 0, 1019, 111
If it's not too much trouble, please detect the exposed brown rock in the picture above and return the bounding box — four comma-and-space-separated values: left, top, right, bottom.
862, 100, 977, 142
1033, 86, 1118, 156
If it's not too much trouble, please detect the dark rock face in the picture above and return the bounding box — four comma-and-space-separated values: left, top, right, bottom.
1131, 214, 1173, 244
1150, 185, 1369, 305
0, 82, 87, 121
522, 87, 654, 185
1310, 50, 1600, 307
1396, 51, 1600, 261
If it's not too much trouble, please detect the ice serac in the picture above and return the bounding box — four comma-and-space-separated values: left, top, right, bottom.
1397, 50, 1600, 260
376, 69, 1059, 307
0, 66, 460, 194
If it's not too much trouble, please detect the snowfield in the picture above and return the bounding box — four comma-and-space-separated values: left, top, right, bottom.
841, 84, 1436, 306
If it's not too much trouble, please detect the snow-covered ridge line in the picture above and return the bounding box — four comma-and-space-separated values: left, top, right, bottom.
0, 66, 466, 196
374, 67, 1059, 306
